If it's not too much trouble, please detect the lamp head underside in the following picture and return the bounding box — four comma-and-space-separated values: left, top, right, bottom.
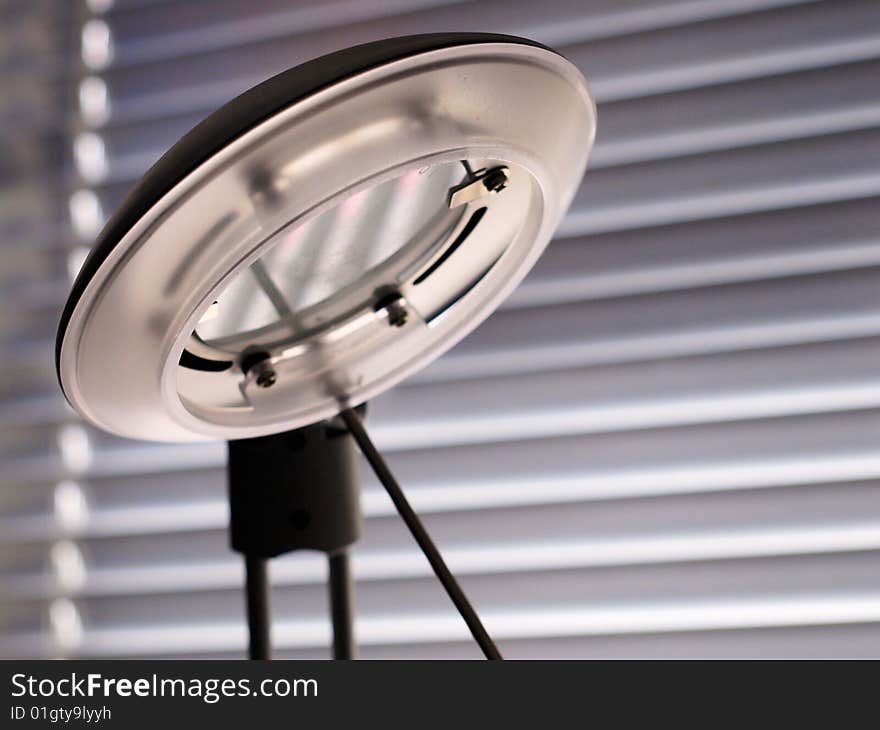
56, 33, 596, 442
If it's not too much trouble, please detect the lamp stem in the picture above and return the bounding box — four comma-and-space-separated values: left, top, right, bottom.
328, 549, 357, 659
244, 555, 271, 660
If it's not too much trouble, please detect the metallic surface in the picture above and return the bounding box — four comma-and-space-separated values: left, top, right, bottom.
58, 42, 595, 441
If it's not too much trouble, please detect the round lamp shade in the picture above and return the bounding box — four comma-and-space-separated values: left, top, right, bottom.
56, 33, 596, 442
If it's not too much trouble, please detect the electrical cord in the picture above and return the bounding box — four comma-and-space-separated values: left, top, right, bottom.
340, 407, 502, 660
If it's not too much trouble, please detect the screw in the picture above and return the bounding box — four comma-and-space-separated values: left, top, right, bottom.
240, 349, 277, 388
386, 299, 408, 328
254, 361, 277, 388
374, 290, 409, 328
483, 167, 508, 193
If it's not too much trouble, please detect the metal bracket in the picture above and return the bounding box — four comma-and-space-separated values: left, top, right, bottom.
447, 165, 509, 208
